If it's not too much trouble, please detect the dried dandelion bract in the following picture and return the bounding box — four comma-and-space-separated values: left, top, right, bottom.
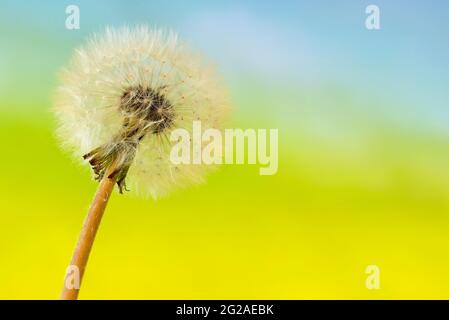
54, 26, 228, 198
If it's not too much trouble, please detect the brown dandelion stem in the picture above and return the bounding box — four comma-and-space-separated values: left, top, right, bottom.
60, 167, 117, 300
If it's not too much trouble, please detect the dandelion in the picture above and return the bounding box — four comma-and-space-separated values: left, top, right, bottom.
54, 26, 229, 299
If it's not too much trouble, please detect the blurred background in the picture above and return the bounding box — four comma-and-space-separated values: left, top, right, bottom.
1, 0, 449, 299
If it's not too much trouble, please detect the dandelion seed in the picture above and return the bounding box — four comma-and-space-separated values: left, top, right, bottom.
55, 25, 228, 197
54, 26, 229, 299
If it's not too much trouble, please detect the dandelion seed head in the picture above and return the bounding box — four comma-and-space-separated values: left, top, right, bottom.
54, 25, 229, 198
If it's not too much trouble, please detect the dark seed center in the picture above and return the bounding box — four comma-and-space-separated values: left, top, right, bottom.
120, 85, 174, 134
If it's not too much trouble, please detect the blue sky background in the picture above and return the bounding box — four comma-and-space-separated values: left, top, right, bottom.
1, 0, 449, 134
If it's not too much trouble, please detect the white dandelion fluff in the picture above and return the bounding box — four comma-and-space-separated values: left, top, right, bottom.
56, 26, 230, 299
54, 25, 229, 198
